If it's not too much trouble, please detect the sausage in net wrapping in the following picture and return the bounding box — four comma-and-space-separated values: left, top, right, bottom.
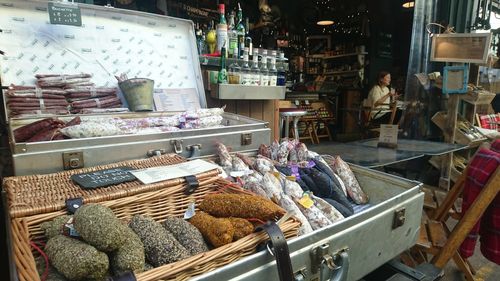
199, 193, 285, 221
188, 211, 234, 247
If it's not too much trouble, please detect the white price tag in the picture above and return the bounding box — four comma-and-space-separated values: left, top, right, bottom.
131, 159, 220, 184
378, 124, 399, 147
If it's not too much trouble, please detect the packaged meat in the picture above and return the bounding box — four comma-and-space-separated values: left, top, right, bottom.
323, 155, 369, 204
278, 195, 313, 235
216, 142, 232, 168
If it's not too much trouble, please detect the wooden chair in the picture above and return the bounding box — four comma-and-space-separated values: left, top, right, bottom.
360, 101, 400, 138
413, 162, 500, 281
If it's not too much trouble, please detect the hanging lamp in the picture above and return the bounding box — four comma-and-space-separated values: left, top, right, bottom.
402, 1, 415, 8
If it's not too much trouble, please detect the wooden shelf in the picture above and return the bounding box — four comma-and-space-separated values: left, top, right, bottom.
323, 52, 368, 59
324, 69, 361, 75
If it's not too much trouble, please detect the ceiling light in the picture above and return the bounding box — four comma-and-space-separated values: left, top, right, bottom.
402, 1, 415, 8
317, 20, 334, 26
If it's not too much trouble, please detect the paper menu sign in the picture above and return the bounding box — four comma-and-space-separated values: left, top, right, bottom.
153, 88, 201, 112
130, 159, 220, 184
378, 124, 398, 148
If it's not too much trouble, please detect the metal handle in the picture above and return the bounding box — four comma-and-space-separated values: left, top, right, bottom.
320, 251, 349, 281
170, 140, 183, 154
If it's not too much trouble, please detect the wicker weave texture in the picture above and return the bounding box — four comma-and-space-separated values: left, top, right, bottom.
11, 178, 300, 281
3, 154, 221, 218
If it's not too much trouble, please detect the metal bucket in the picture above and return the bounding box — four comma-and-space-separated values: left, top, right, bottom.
118, 78, 154, 111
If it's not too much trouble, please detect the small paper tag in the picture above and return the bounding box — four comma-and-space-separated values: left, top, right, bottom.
298, 193, 314, 209
184, 202, 196, 220
273, 171, 281, 179
63, 218, 80, 237
285, 175, 296, 181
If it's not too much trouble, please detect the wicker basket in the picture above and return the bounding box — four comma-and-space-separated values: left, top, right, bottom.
11, 177, 301, 281
3, 154, 221, 218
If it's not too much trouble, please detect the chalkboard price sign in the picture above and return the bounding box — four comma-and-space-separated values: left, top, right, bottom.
48, 2, 82, 27
71, 166, 136, 189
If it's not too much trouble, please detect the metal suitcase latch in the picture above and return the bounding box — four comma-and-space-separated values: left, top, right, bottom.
62, 151, 84, 170
170, 139, 183, 154
241, 133, 252, 145
393, 207, 406, 229
147, 149, 167, 157
186, 144, 202, 158
310, 244, 350, 281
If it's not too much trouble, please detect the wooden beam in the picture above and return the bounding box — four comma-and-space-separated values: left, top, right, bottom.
433, 167, 500, 268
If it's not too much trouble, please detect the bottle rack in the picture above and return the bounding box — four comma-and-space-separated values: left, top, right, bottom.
210, 84, 286, 100
200, 55, 289, 70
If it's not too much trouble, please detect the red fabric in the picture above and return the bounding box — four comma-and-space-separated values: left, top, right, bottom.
478, 114, 500, 131
459, 143, 500, 265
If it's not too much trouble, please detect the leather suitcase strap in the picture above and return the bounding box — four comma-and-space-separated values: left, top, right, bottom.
256, 221, 294, 281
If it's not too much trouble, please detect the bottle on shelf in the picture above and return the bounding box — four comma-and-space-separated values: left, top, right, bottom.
228, 48, 241, 84
227, 14, 238, 58
206, 20, 217, 54
236, 3, 246, 59
269, 50, 277, 86
244, 17, 253, 58
250, 48, 260, 86
216, 4, 228, 56
217, 43, 228, 84
276, 52, 286, 86
240, 47, 251, 85
259, 49, 269, 86
195, 23, 206, 55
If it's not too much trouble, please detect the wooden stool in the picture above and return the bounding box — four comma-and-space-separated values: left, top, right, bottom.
314, 117, 334, 142
294, 118, 317, 144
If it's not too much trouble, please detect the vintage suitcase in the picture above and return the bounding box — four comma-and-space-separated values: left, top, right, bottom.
193, 166, 424, 281
0, 0, 270, 175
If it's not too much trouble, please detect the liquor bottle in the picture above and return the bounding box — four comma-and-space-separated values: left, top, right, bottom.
236, 3, 245, 59
239, 47, 251, 85
259, 49, 269, 86
250, 48, 260, 86
227, 14, 238, 58
216, 4, 228, 56
206, 20, 217, 54
269, 50, 277, 86
244, 17, 253, 57
195, 23, 206, 55
277, 51, 286, 86
218, 44, 228, 84
228, 48, 241, 84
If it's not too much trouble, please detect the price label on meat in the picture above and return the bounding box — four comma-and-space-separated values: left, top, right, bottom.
71, 166, 136, 189
48, 2, 82, 27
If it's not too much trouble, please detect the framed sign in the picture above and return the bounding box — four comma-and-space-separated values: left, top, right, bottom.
431, 33, 491, 64
442, 65, 469, 94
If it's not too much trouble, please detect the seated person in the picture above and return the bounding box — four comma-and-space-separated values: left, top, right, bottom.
367, 71, 401, 124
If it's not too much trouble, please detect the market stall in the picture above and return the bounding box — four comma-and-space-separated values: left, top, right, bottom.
0, 1, 425, 281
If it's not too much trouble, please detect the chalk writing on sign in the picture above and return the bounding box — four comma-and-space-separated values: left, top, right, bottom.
71, 167, 136, 189
48, 2, 82, 27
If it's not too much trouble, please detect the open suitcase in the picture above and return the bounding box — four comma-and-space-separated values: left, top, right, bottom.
0, 0, 270, 176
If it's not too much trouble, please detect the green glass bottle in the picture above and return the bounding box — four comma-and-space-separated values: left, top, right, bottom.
218, 44, 228, 84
